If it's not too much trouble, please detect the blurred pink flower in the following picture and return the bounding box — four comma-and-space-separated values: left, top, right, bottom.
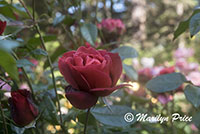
175, 58, 188, 71
30, 59, 38, 66
157, 94, 173, 105
98, 18, 125, 35
176, 58, 199, 73
187, 71, 200, 86
0, 80, 11, 97
0, 80, 11, 91
187, 63, 199, 71
190, 124, 198, 132
174, 47, 194, 59
20, 83, 30, 91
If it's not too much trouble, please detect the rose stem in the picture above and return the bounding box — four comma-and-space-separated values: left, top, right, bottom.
84, 108, 91, 134
18, 0, 66, 133
0, 101, 8, 134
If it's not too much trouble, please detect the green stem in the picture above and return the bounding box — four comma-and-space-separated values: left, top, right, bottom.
83, 108, 90, 134
18, 0, 66, 133
0, 101, 8, 134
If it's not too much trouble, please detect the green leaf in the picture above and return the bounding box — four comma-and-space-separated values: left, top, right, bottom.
0, 3, 15, 19
192, 111, 200, 129
80, 23, 97, 46
63, 15, 76, 27
173, 20, 189, 40
146, 73, 186, 93
0, 40, 20, 52
16, 59, 35, 67
173, 9, 200, 40
0, 49, 19, 81
189, 13, 200, 37
27, 35, 57, 49
112, 46, 138, 60
123, 63, 138, 81
184, 85, 200, 108
91, 105, 137, 127
40, 95, 59, 125
31, 48, 48, 56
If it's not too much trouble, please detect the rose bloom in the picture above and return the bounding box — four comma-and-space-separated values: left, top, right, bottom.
9, 89, 38, 127
97, 18, 125, 35
0, 20, 6, 35
58, 46, 129, 109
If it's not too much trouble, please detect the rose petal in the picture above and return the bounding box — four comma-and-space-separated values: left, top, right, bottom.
65, 86, 98, 109
59, 52, 91, 90
90, 84, 131, 97
77, 46, 100, 55
74, 66, 112, 89
108, 53, 122, 86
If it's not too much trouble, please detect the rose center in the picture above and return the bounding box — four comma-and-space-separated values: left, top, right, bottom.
85, 56, 101, 66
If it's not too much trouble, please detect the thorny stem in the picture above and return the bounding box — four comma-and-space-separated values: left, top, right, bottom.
83, 108, 91, 134
0, 101, 8, 134
18, 0, 66, 133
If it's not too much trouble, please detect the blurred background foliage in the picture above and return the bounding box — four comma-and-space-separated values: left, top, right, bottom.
1, 0, 200, 134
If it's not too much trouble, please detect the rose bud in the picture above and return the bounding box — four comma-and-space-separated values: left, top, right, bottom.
0, 20, 6, 35
9, 89, 38, 127
58, 46, 130, 109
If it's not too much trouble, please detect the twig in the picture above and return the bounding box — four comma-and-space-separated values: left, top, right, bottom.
0, 101, 8, 134
83, 108, 91, 134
